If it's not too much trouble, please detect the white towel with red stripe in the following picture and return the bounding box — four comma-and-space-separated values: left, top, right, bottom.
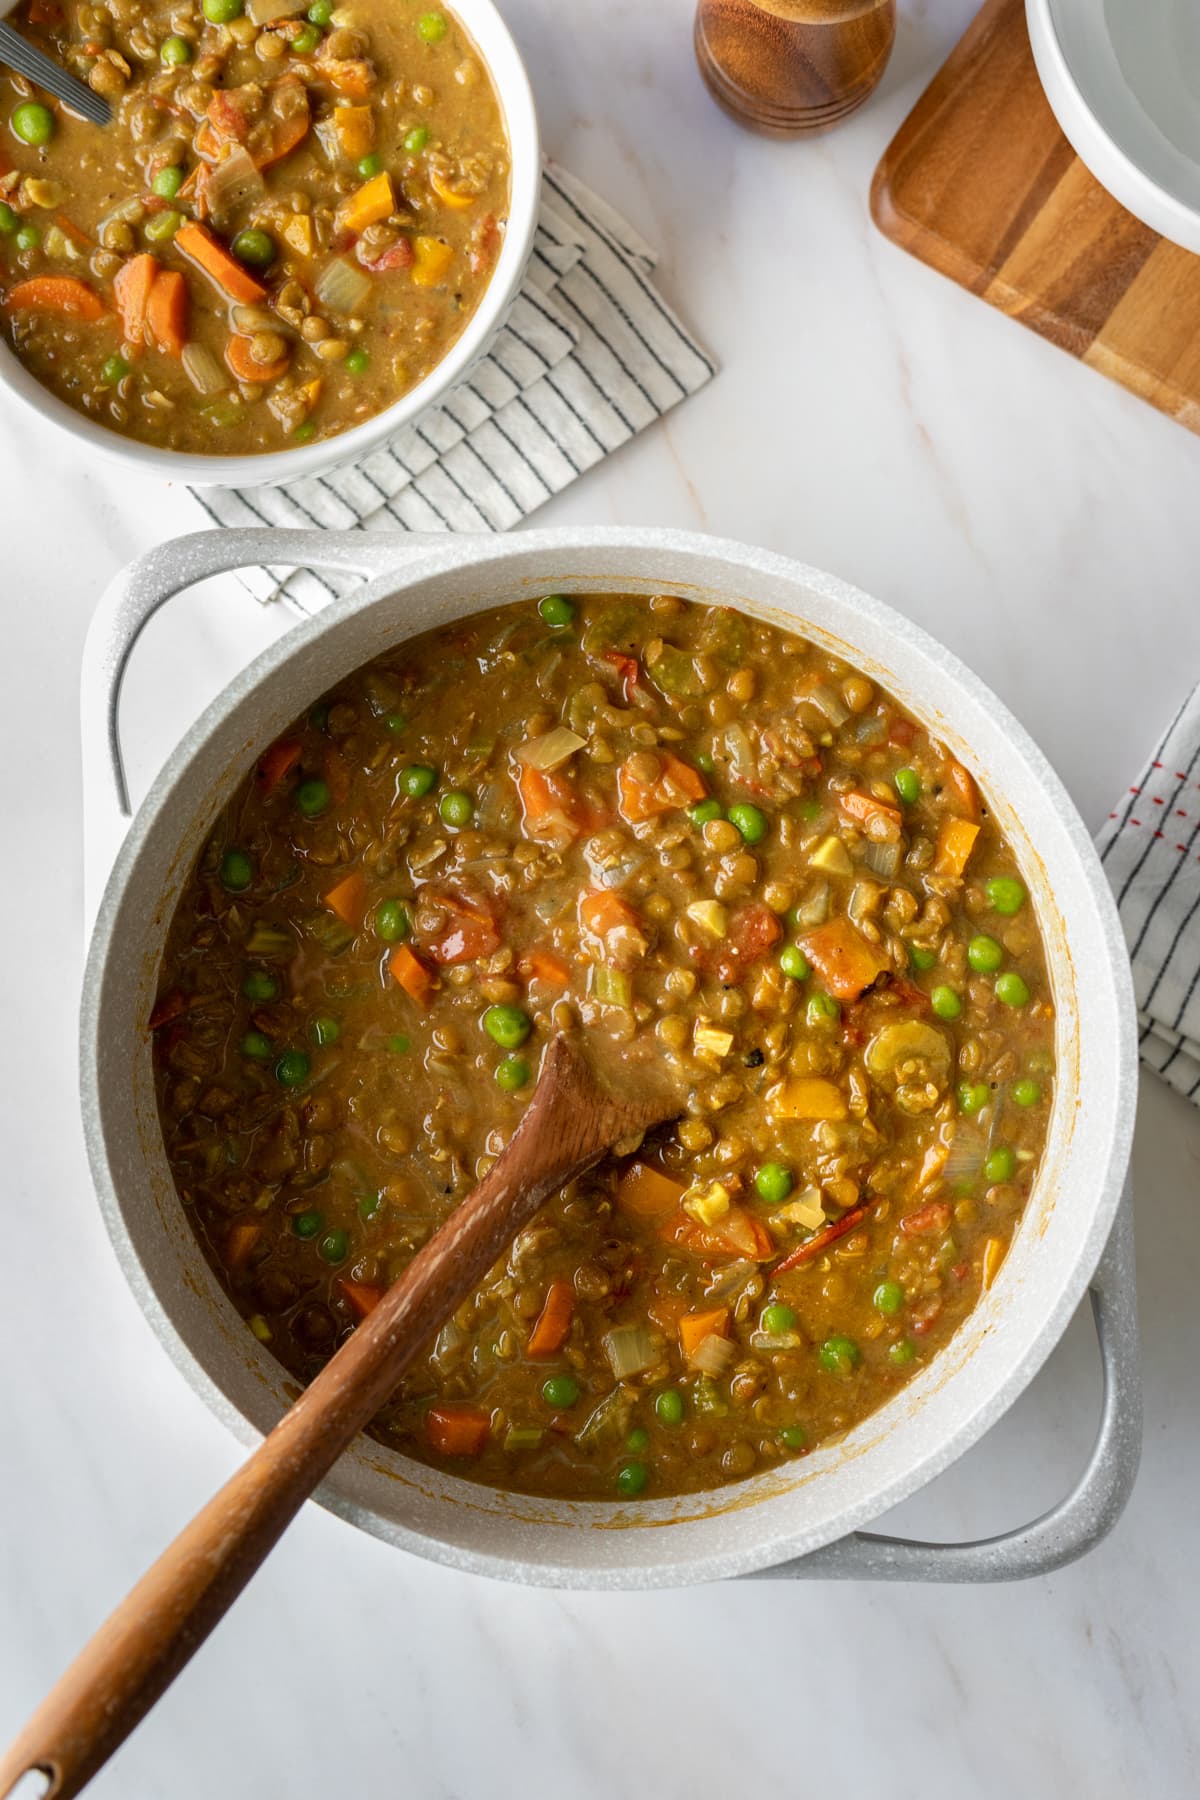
191, 161, 714, 613
1097, 683, 1200, 1103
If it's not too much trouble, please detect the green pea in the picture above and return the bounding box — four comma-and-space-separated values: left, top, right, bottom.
220, 849, 253, 892
404, 125, 431, 153
496, 1055, 530, 1092
160, 34, 192, 64
909, 946, 939, 971
152, 165, 184, 199
996, 971, 1030, 1008
806, 991, 840, 1027
387, 1033, 411, 1055
296, 777, 330, 818
399, 763, 437, 798
894, 767, 921, 804
779, 1426, 806, 1452
688, 798, 723, 827
728, 802, 768, 844
695, 750, 715, 775
889, 1338, 916, 1366
873, 1279, 904, 1316
242, 969, 279, 1002
240, 1030, 273, 1061
292, 1209, 323, 1239
318, 1228, 349, 1264
307, 0, 332, 22
0, 202, 17, 235
930, 985, 962, 1021
818, 1335, 861, 1375
626, 1427, 650, 1453
797, 798, 823, 820
655, 1389, 684, 1427
483, 1004, 531, 1050
439, 789, 473, 828
762, 1302, 797, 1335
968, 934, 1004, 974
417, 11, 447, 41
616, 1461, 648, 1497
984, 1146, 1017, 1184
957, 1081, 989, 1115
292, 422, 315, 443
753, 1162, 793, 1205
538, 593, 574, 628
542, 1375, 580, 1409
344, 347, 368, 374
358, 1190, 382, 1221
357, 152, 382, 178
100, 354, 129, 385
231, 228, 275, 269
291, 22, 321, 52
203, 0, 243, 22
275, 1049, 310, 1087
375, 899, 411, 943
14, 225, 39, 252
986, 876, 1026, 916
310, 1015, 340, 1047
143, 209, 182, 244
382, 711, 406, 735
11, 103, 54, 146
1012, 1078, 1042, 1108
779, 945, 810, 981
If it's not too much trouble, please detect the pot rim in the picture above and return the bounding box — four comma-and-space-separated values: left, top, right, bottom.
79, 527, 1138, 1586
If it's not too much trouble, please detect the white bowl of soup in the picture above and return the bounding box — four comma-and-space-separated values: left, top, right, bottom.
0, 0, 540, 485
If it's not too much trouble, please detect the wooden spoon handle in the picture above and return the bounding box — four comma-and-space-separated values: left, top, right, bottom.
1, 1036, 651, 1800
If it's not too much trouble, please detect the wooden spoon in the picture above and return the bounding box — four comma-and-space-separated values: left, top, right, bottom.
0, 1034, 679, 1800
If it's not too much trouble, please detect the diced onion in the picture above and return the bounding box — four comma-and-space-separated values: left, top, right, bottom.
431, 1320, 465, 1370
315, 254, 373, 314
689, 1333, 736, 1377
206, 145, 264, 219
749, 1330, 804, 1353
944, 1125, 986, 1187
182, 342, 228, 397
515, 726, 585, 771
806, 684, 851, 727
602, 1324, 657, 1380
861, 840, 901, 880
793, 880, 830, 928
723, 721, 756, 783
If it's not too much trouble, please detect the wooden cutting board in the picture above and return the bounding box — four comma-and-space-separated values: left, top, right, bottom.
871, 0, 1200, 434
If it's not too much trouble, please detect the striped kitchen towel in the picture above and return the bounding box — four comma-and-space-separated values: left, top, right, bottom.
1098, 681, 1200, 1103
191, 161, 714, 613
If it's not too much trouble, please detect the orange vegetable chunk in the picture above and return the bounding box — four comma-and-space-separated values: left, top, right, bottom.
616, 1161, 685, 1220
934, 817, 980, 878
5, 275, 108, 322
800, 916, 889, 1002
527, 1278, 575, 1357
425, 1404, 491, 1457
324, 869, 367, 927
389, 943, 437, 1007
147, 268, 188, 357
678, 1307, 730, 1359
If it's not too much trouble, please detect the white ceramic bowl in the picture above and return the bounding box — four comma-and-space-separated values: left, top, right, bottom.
0, 0, 540, 487
1027, 0, 1200, 254
79, 526, 1138, 1588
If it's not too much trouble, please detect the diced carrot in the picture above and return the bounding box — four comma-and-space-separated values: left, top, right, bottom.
520, 949, 570, 986
337, 170, 394, 234
944, 758, 980, 822
226, 1222, 262, 1271
515, 762, 579, 844
257, 78, 311, 168
430, 168, 477, 211
226, 333, 290, 383
337, 1278, 385, 1322
769, 1076, 849, 1122
322, 58, 376, 100
616, 1161, 685, 1221
389, 943, 437, 1007
617, 752, 707, 824
579, 889, 639, 938
176, 221, 267, 304
324, 869, 367, 928
425, 1403, 490, 1457
839, 789, 902, 835
934, 817, 980, 879
773, 1204, 871, 1276
527, 1278, 575, 1357
4, 275, 108, 322
801, 916, 890, 1002
255, 739, 302, 795
333, 104, 375, 160
900, 1201, 952, 1237
422, 891, 500, 966
113, 254, 158, 348
411, 234, 454, 287
678, 1307, 730, 1359
147, 268, 188, 357
54, 211, 91, 251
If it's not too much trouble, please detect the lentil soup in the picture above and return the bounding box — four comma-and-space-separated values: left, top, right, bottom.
151, 591, 1056, 1501
0, 0, 509, 452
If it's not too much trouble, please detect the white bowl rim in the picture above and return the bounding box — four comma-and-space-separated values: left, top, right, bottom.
0, 0, 541, 487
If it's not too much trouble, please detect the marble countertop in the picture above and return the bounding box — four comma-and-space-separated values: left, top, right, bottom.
2, 1, 1199, 1794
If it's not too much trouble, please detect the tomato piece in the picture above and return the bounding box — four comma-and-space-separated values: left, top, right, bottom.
422, 891, 501, 966
713, 904, 782, 982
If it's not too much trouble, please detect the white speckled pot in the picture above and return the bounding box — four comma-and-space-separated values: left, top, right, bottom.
80, 527, 1137, 1587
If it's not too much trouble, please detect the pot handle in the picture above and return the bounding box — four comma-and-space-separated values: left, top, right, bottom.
748, 1180, 1140, 1583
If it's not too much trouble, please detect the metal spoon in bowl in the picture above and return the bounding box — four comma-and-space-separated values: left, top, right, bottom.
0, 21, 111, 127
0, 1034, 682, 1800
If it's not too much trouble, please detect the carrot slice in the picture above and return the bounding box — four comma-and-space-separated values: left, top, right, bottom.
527, 1278, 575, 1357
146, 267, 188, 357
113, 254, 158, 348
519, 949, 570, 987
773, 1204, 871, 1276
226, 333, 289, 383
257, 79, 311, 168
324, 869, 367, 928
225, 1222, 263, 1271
678, 1306, 730, 1359
255, 739, 302, 794
801, 916, 890, 1002
425, 1403, 490, 1457
616, 1161, 685, 1221
337, 1278, 385, 1321
389, 943, 437, 1007
944, 758, 980, 821
515, 763, 579, 843
5, 275, 108, 321
934, 817, 980, 879
176, 221, 266, 304
579, 889, 639, 938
